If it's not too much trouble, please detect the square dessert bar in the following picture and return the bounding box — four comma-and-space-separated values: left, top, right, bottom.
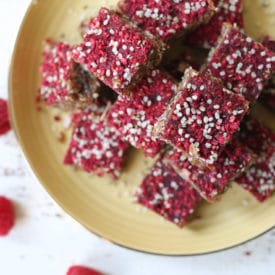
260, 37, 275, 109
188, 0, 244, 48
40, 40, 105, 111
136, 159, 201, 227
106, 69, 177, 157
72, 8, 164, 95
64, 110, 129, 179
118, 0, 215, 42
205, 24, 275, 102
164, 141, 254, 201
154, 68, 249, 166
236, 117, 275, 202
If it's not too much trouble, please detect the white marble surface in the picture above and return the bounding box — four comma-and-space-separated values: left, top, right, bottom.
0, 1, 275, 274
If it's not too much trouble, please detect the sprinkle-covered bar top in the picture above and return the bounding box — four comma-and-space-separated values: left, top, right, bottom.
164, 141, 254, 201
64, 111, 129, 179
154, 68, 249, 166
106, 69, 176, 157
118, 0, 215, 42
236, 117, 275, 202
136, 159, 201, 227
40, 40, 104, 110
205, 24, 275, 102
72, 8, 164, 95
188, 0, 243, 48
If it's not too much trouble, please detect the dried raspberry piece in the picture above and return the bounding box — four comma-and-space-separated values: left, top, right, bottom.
40, 39, 112, 112
64, 110, 129, 179
0, 101, 10, 135
188, 0, 244, 48
0, 98, 11, 135
107, 69, 176, 157
72, 8, 164, 95
67, 265, 103, 275
0, 196, 15, 236
118, 0, 215, 42
154, 68, 249, 166
236, 117, 275, 202
164, 141, 254, 201
205, 24, 275, 102
136, 159, 201, 227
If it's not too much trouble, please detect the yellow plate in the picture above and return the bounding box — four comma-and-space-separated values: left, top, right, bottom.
9, 0, 275, 255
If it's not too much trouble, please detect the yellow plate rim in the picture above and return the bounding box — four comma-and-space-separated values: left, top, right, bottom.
8, 1, 275, 256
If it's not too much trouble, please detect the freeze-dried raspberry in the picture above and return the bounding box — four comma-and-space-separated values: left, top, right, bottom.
136, 159, 201, 227
0, 99, 11, 135
118, 0, 216, 41
154, 68, 249, 166
67, 265, 103, 275
72, 8, 164, 95
0, 196, 15, 236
